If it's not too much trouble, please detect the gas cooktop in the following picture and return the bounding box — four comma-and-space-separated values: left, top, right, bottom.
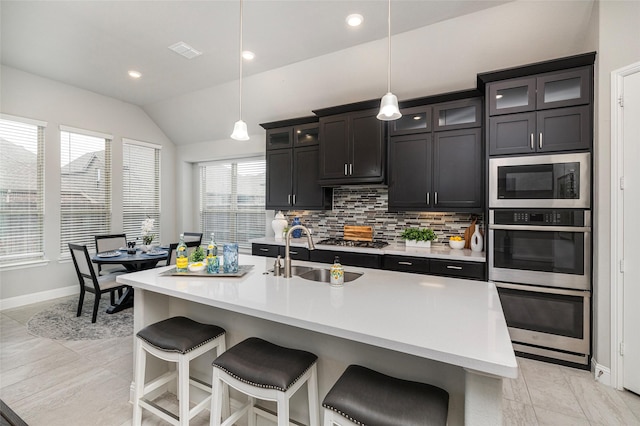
317, 238, 389, 249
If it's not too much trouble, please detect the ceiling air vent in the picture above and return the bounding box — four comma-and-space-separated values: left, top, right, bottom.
168, 42, 202, 59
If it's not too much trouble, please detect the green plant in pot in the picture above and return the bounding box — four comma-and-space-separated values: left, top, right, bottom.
189, 246, 206, 263
401, 228, 437, 248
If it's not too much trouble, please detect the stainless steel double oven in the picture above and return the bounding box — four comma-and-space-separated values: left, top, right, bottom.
489, 152, 591, 365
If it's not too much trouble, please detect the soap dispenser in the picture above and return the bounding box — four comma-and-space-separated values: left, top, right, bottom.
330, 256, 344, 287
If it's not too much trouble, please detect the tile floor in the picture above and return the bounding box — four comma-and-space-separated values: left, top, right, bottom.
1, 296, 639, 426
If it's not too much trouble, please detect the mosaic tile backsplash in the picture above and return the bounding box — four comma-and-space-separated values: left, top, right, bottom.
280, 186, 483, 245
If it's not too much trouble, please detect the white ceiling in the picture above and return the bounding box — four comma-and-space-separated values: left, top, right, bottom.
1, 0, 512, 107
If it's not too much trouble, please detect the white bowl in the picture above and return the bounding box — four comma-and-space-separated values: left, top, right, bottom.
448, 239, 465, 250
188, 262, 205, 272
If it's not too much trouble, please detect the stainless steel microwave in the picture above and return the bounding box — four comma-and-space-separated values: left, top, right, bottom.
489, 153, 590, 209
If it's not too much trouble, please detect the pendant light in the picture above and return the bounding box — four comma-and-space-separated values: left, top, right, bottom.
377, 0, 401, 121
231, 0, 250, 140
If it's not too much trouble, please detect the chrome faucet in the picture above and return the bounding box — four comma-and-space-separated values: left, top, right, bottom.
284, 225, 315, 278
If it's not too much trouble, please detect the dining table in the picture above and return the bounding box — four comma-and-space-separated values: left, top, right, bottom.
91, 248, 169, 314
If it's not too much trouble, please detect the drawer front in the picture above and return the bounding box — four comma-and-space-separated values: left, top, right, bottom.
310, 250, 381, 269
278, 246, 309, 261
383, 255, 430, 274
430, 259, 485, 280
251, 243, 280, 258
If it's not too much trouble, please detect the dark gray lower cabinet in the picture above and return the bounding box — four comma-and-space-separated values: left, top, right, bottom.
429, 259, 485, 280
382, 255, 429, 274
310, 250, 382, 269
251, 243, 309, 261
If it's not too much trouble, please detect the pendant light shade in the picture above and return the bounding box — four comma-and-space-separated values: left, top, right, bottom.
231, 119, 250, 140
377, 92, 401, 120
231, 0, 249, 140
377, 0, 401, 122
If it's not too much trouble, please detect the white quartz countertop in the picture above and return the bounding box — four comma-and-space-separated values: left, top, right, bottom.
250, 237, 486, 262
118, 254, 516, 378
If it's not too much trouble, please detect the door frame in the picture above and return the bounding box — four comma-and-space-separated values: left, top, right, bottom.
610, 61, 640, 390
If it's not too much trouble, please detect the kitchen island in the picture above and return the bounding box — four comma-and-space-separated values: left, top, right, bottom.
118, 254, 516, 426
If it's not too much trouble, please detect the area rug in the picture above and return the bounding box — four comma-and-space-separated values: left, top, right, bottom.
26, 297, 133, 340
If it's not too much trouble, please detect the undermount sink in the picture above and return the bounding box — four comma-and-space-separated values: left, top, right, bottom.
270, 265, 315, 276
298, 268, 363, 283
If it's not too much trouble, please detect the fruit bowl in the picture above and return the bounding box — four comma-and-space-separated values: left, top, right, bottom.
448, 237, 465, 250
188, 262, 205, 272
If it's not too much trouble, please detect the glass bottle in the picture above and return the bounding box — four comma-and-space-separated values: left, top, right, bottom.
207, 233, 217, 258
330, 256, 344, 286
176, 233, 188, 272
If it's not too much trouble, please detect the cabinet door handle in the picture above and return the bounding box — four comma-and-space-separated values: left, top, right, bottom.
446, 265, 463, 270
539, 132, 543, 149
426, 193, 430, 205
349, 163, 353, 175
398, 261, 413, 266
288, 194, 292, 205
530, 133, 534, 150
435, 192, 438, 205
260, 248, 269, 252
289, 251, 298, 255
292, 194, 296, 205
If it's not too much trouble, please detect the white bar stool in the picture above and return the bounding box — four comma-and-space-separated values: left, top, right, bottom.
133, 316, 227, 426
210, 337, 319, 426
322, 365, 449, 426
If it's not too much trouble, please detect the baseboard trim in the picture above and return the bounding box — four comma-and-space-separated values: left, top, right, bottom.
0, 285, 77, 311
592, 358, 612, 386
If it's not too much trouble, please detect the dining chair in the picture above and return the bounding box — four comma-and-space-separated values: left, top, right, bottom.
68, 243, 130, 323
183, 232, 203, 245
95, 234, 128, 275
166, 241, 201, 266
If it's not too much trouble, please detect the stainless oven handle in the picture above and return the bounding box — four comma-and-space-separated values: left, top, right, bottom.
494, 281, 590, 297
489, 224, 591, 232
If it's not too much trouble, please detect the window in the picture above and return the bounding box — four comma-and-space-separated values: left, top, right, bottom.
122, 139, 161, 244
0, 115, 46, 266
60, 126, 112, 256
199, 158, 265, 252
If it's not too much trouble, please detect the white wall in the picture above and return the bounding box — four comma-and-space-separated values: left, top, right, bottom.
593, 0, 640, 370
0, 66, 176, 304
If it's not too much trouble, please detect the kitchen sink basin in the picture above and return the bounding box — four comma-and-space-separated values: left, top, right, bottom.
269, 265, 315, 276
298, 268, 363, 283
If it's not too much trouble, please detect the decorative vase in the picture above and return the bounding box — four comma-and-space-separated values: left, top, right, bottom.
272, 211, 287, 241
291, 217, 302, 238
406, 240, 431, 249
471, 227, 484, 252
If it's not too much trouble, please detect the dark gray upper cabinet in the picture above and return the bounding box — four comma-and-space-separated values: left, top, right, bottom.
488, 67, 591, 116
488, 66, 592, 155
318, 109, 385, 185
388, 105, 432, 136
388, 98, 483, 212
433, 128, 483, 210
264, 121, 330, 210
388, 133, 432, 210
433, 98, 482, 131
489, 105, 590, 155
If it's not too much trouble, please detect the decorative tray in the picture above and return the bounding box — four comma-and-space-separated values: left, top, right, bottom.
159, 264, 254, 278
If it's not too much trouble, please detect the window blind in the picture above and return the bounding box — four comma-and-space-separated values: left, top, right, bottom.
60, 128, 112, 256
0, 115, 46, 265
122, 139, 161, 245
199, 158, 265, 252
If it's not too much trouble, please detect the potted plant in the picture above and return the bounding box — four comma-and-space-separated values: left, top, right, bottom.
401, 228, 437, 248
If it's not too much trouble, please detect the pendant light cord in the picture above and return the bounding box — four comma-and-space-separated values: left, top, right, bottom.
238, 0, 244, 120
387, 0, 391, 93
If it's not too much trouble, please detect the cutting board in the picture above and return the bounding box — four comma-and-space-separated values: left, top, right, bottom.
464, 218, 477, 249
344, 225, 373, 241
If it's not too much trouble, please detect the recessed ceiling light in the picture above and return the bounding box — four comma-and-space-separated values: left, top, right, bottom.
346, 13, 364, 27
128, 70, 142, 79
242, 50, 255, 60
413, 116, 422, 120
495, 94, 503, 99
